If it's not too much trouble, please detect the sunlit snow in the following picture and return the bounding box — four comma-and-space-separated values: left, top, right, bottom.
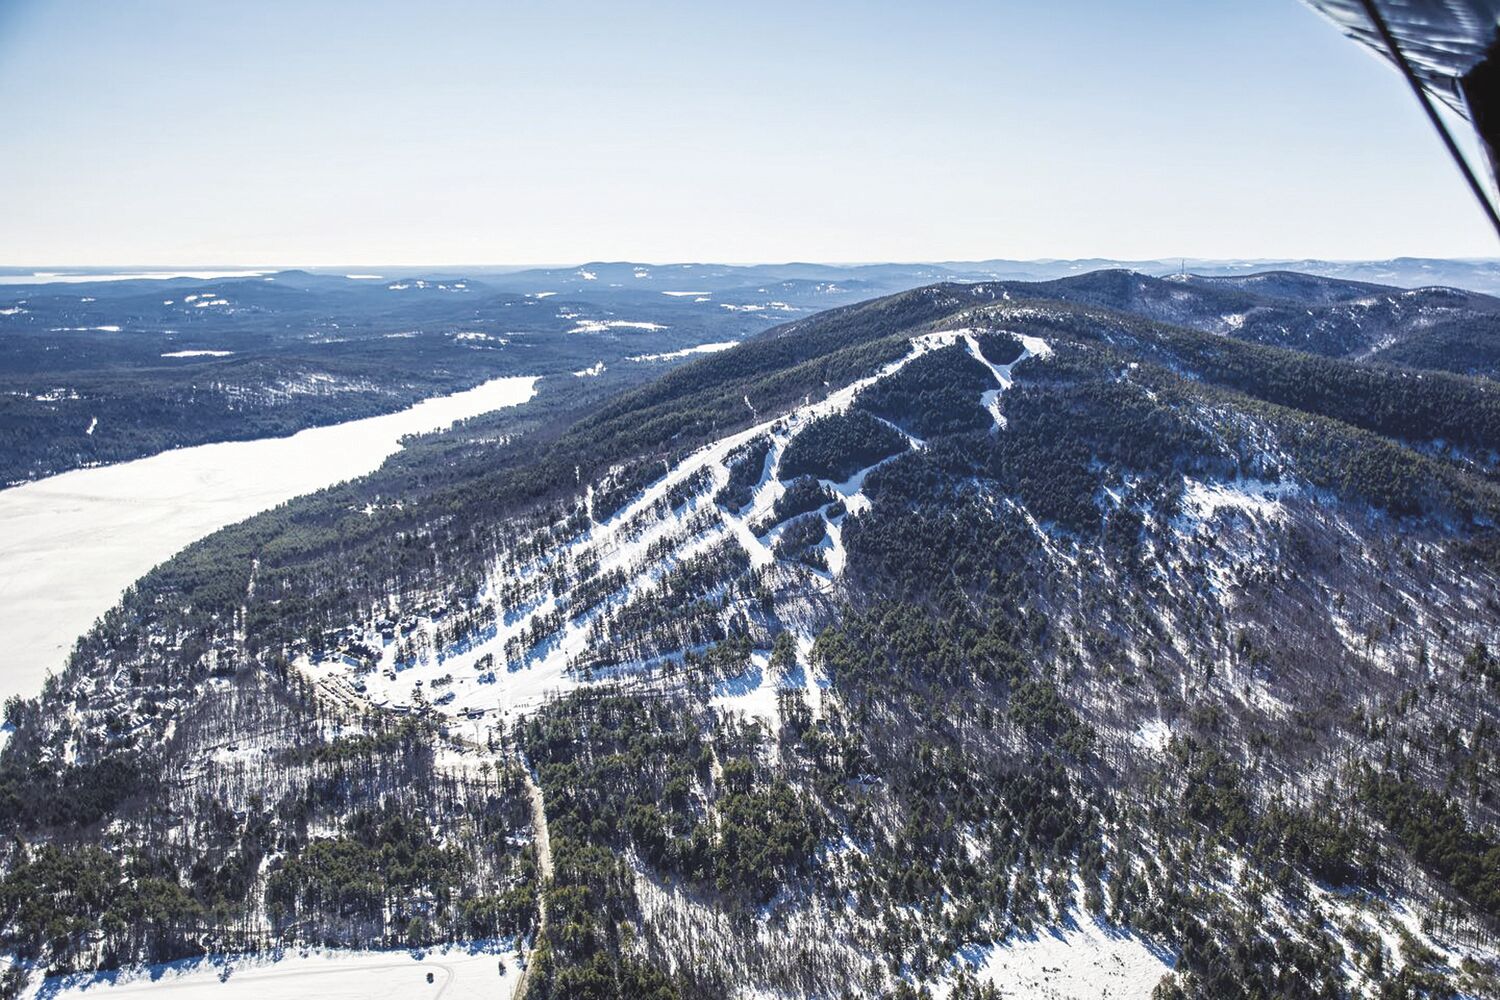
22, 941, 522, 1000
0, 376, 539, 709
626, 342, 738, 362
568, 319, 668, 334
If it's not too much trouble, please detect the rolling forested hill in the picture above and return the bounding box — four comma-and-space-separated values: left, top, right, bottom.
2, 269, 1500, 999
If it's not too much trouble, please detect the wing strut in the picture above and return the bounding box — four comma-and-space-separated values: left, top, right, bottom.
1355, 0, 1500, 239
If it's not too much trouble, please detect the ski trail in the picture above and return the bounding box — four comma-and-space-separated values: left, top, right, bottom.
307, 331, 1001, 722
959, 329, 1048, 431
511, 763, 553, 1000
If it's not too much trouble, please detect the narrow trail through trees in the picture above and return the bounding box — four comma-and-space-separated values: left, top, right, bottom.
511, 758, 553, 1000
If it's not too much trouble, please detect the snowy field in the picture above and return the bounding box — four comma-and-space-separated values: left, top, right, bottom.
951, 911, 1173, 999
0, 375, 538, 711
13, 942, 521, 1000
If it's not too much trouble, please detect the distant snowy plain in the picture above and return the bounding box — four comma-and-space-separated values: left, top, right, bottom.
8, 941, 522, 1000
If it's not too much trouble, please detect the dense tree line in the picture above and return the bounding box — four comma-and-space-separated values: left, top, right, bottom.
1372, 313, 1500, 381
756, 475, 834, 532
779, 409, 909, 483
1359, 770, 1500, 920
857, 344, 993, 438
715, 435, 771, 512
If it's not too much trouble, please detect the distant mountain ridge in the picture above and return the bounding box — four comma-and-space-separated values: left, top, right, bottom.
383, 256, 1500, 296
6, 255, 1498, 295
13, 258, 1497, 487
969, 268, 1500, 377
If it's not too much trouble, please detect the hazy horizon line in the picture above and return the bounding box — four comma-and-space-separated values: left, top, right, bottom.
3, 254, 1498, 272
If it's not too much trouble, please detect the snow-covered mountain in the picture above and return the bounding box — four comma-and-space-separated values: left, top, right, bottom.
3, 271, 1500, 1000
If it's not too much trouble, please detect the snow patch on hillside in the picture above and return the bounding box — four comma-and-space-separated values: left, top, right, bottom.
628, 342, 738, 362
948, 913, 1172, 999
1132, 719, 1171, 753
568, 319, 667, 334
1180, 478, 1298, 522
711, 651, 780, 726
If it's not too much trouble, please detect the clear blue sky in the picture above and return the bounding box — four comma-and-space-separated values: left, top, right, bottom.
0, 0, 1493, 264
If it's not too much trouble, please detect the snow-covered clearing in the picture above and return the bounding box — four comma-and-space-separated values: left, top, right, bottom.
710, 651, 781, 725
568, 319, 667, 334
16, 941, 521, 1000
721, 302, 800, 313
161, 349, 234, 358
627, 341, 739, 362
0, 376, 539, 710
1131, 719, 1171, 753
949, 913, 1172, 999
1179, 477, 1298, 522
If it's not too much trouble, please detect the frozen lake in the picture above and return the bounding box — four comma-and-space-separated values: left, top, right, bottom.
0, 375, 538, 710
12, 941, 522, 1000
0, 269, 269, 284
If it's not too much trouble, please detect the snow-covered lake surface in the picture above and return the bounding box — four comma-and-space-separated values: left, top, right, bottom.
14, 941, 521, 1000
0, 375, 538, 710
0, 270, 269, 285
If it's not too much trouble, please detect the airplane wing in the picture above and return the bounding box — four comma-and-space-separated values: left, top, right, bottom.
1304, 1, 1499, 117
1303, 0, 1500, 234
